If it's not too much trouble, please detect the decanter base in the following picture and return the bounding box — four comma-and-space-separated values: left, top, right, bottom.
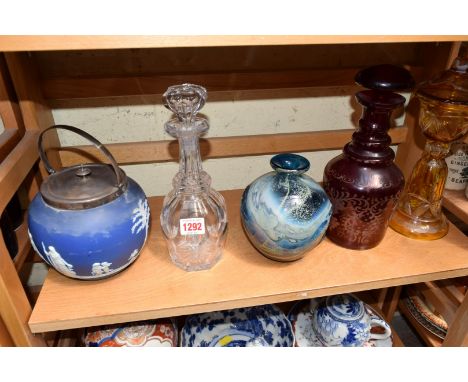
168, 245, 223, 272
389, 208, 449, 240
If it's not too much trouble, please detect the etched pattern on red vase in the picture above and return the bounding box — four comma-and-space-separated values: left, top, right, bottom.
326, 188, 401, 248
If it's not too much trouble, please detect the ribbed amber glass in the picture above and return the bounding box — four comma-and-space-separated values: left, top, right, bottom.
390, 43, 468, 240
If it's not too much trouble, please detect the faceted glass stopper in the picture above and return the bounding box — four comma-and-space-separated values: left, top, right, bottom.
163, 83, 207, 122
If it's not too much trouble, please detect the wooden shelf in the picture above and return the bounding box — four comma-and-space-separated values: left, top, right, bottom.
0, 315, 14, 346
40, 67, 424, 101
44, 329, 83, 347
57, 127, 409, 167
13, 217, 31, 271
1, 36, 466, 347
444, 189, 468, 223
0, 35, 466, 52
0, 131, 40, 212
29, 189, 468, 333
391, 327, 405, 347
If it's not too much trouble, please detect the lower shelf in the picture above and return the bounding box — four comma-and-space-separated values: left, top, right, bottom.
390, 327, 404, 347
44, 329, 83, 347
29, 189, 468, 333
46, 293, 404, 347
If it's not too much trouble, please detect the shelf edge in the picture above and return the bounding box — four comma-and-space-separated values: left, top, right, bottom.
29, 267, 468, 333
1, 36, 466, 52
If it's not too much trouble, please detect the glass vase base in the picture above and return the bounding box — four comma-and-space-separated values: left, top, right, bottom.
242, 220, 307, 262
326, 232, 384, 250
389, 208, 449, 240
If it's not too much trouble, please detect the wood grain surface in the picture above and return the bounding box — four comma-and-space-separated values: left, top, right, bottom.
0, 36, 466, 52
29, 189, 468, 333
0, 131, 39, 213
41, 68, 361, 100
56, 128, 409, 166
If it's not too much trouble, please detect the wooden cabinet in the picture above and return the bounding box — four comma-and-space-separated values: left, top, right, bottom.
0, 35, 467, 346
397, 189, 468, 346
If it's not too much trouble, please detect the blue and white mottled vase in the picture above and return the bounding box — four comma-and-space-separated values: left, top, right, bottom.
312, 294, 392, 347
241, 153, 332, 261
27, 125, 150, 280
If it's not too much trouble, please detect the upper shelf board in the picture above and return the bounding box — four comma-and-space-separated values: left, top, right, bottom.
0, 35, 466, 52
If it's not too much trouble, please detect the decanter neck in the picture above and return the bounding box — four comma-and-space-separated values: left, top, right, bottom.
344, 90, 405, 164
162, 83, 213, 194
179, 133, 203, 178
170, 132, 210, 193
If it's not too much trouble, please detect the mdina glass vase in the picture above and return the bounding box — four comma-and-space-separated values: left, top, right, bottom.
241, 153, 332, 262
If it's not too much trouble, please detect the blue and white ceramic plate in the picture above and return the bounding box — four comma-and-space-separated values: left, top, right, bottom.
288, 299, 393, 347
181, 304, 294, 347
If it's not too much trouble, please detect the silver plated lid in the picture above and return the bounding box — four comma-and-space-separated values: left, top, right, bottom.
38, 125, 127, 210
40, 164, 127, 210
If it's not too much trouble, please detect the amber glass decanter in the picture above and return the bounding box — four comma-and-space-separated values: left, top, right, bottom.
390, 44, 468, 240
160, 84, 228, 271
323, 65, 414, 249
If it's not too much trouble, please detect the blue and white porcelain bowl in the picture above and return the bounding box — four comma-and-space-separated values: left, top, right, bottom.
241, 153, 332, 261
181, 304, 294, 347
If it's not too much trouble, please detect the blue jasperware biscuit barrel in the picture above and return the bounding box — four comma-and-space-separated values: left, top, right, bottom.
241, 153, 332, 262
27, 125, 150, 280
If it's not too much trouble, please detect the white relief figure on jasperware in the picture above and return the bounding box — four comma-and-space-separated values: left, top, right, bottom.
41, 243, 77, 277
131, 199, 150, 241
91, 262, 113, 276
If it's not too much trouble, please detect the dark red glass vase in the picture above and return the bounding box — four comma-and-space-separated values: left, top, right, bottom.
323, 65, 413, 250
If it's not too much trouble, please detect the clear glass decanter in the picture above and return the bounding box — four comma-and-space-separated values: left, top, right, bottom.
160, 84, 228, 271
